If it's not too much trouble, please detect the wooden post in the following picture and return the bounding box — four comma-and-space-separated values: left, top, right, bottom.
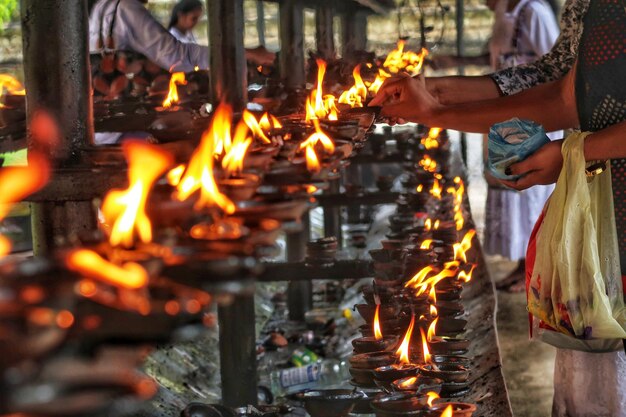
207, 0, 247, 110
256, 0, 266, 46
279, 0, 305, 88
316, 3, 335, 59
341, 8, 368, 59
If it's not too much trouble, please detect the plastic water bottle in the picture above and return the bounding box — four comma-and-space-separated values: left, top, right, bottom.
269, 359, 350, 397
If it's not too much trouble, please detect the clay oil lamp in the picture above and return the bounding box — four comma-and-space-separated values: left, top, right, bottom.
352, 303, 399, 354
418, 327, 470, 393
427, 318, 470, 356
392, 376, 443, 394
349, 351, 396, 387
355, 302, 401, 324
359, 317, 407, 338
370, 392, 432, 417
306, 237, 338, 266
434, 316, 468, 337
372, 314, 420, 389
427, 402, 477, 417
373, 260, 404, 281
302, 389, 365, 417
362, 282, 401, 305
369, 248, 404, 264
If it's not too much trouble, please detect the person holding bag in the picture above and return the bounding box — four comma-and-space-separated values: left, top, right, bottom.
370, 0, 626, 413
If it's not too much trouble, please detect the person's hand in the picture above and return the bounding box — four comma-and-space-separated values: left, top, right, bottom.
246, 46, 276, 67
368, 74, 440, 124
499, 140, 564, 190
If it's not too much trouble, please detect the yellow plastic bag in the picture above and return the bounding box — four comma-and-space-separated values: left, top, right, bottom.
528, 131, 626, 351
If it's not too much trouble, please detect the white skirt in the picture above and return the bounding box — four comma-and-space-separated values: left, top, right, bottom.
553, 348, 626, 416
484, 184, 554, 261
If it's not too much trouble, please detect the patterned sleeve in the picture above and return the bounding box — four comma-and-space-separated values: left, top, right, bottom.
490, 0, 588, 95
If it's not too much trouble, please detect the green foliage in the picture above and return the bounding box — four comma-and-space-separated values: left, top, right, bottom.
0, 0, 18, 29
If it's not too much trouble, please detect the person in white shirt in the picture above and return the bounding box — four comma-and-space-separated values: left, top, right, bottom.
168, 0, 202, 44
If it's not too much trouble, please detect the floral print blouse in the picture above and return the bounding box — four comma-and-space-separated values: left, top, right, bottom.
490, 0, 589, 95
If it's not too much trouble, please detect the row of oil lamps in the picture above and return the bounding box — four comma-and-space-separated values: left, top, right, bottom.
0, 41, 433, 416
347, 130, 478, 417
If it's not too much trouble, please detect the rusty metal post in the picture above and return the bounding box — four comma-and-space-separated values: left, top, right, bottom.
341, 9, 368, 60
286, 213, 312, 321
324, 177, 342, 246
20, 0, 96, 256
207, 0, 247, 110
316, 3, 335, 59
279, 0, 305, 89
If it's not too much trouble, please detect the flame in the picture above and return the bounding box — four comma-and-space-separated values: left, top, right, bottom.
453, 229, 476, 263
430, 304, 438, 317
428, 286, 437, 305
0, 152, 50, 257
242, 110, 271, 144
222, 120, 252, 176
419, 154, 438, 173
454, 210, 465, 231
430, 178, 442, 199
427, 317, 438, 342
422, 127, 442, 150
425, 218, 432, 231
66, 249, 148, 289
259, 112, 283, 130
399, 376, 417, 389
405, 265, 434, 288
416, 184, 424, 192
420, 239, 433, 250
167, 164, 186, 186
162, 72, 187, 108
210, 103, 233, 156
434, 219, 440, 229
0, 74, 25, 108
447, 177, 466, 230
306, 59, 339, 121
102, 141, 173, 248
338, 65, 368, 108
396, 314, 415, 365
458, 264, 476, 283
304, 144, 321, 173
373, 303, 384, 340
176, 104, 235, 214
426, 391, 440, 407
367, 68, 392, 94
306, 185, 318, 194
420, 327, 431, 363
299, 119, 335, 154
383, 41, 429, 75
440, 405, 454, 417
413, 264, 459, 294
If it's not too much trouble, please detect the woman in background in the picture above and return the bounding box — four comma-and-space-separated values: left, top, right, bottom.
168, 0, 203, 44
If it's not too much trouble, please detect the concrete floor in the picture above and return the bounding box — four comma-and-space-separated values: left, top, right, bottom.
459, 132, 556, 417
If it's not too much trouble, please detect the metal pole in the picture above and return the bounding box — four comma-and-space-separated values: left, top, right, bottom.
279, 0, 305, 89
218, 294, 258, 407
286, 213, 312, 321
324, 177, 342, 246
455, 0, 468, 164
20, 0, 94, 164
316, 3, 335, 59
256, 0, 266, 46
208, 0, 247, 110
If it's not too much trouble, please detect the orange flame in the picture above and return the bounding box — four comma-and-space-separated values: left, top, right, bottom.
306, 59, 339, 121
427, 317, 438, 342
458, 264, 476, 283
222, 120, 252, 176
0, 74, 25, 109
440, 405, 454, 417
454, 210, 465, 231
102, 141, 173, 248
299, 119, 335, 154
259, 112, 283, 130
0, 152, 50, 257
430, 178, 442, 199
426, 391, 440, 407
419, 154, 438, 173
373, 303, 383, 340
66, 249, 148, 289
399, 376, 417, 388
167, 164, 186, 186
405, 265, 434, 288
420, 239, 433, 250
428, 286, 437, 305
422, 127, 442, 150
242, 110, 271, 144
413, 264, 459, 294
430, 304, 438, 318
396, 314, 415, 364
420, 327, 431, 363
416, 184, 424, 192
176, 104, 236, 214
367, 68, 392, 94
338, 65, 368, 108
424, 218, 432, 231
383, 41, 429, 75
304, 144, 321, 173
453, 229, 476, 263
162, 72, 187, 108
